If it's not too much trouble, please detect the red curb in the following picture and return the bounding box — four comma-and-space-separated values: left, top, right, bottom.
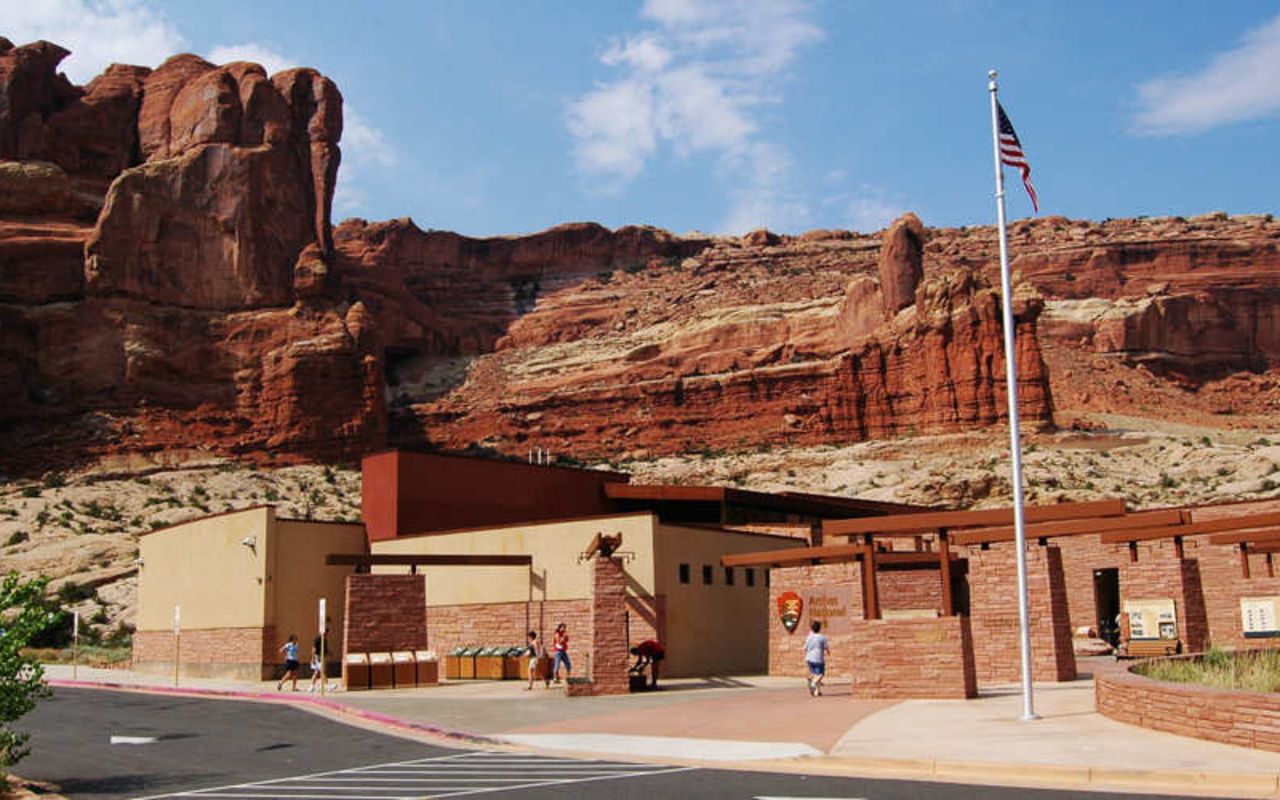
47, 679, 499, 747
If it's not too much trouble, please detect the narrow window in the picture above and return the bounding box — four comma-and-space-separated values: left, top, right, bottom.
764, 570, 770, 588
702, 564, 713, 585
746, 568, 756, 587
678, 563, 690, 584
724, 566, 735, 586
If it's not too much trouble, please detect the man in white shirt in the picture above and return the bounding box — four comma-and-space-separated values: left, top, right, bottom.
804, 620, 830, 697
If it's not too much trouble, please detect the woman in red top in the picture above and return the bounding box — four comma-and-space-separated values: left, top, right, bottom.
552, 623, 571, 683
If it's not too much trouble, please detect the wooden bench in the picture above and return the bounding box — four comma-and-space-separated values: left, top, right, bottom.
1120, 639, 1179, 659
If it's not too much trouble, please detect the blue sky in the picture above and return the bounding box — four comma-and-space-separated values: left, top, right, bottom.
5, 1, 1280, 236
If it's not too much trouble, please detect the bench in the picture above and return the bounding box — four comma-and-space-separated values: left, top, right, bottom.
1120, 639, 1179, 659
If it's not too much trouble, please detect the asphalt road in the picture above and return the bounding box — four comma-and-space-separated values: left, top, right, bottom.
17, 687, 1206, 800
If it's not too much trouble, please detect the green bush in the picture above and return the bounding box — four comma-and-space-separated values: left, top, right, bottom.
20, 487, 39, 499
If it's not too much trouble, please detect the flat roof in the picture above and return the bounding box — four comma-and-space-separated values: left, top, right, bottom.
605, 483, 929, 518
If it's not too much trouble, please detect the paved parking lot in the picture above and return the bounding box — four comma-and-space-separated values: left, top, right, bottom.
137, 751, 692, 798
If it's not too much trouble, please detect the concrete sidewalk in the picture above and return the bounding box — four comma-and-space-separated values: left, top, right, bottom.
43, 663, 1280, 797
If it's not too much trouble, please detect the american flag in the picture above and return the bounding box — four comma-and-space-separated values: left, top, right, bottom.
997, 101, 1038, 213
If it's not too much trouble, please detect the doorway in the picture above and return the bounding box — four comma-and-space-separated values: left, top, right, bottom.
1094, 568, 1120, 646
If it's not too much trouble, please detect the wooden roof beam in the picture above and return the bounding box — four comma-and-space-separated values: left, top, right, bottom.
1100, 511, 1280, 544
952, 509, 1185, 547
1206, 527, 1280, 546
721, 543, 866, 569
824, 499, 1127, 537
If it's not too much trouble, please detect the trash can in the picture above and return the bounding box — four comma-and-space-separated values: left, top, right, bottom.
445, 646, 467, 680
459, 646, 481, 679
503, 646, 528, 679
415, 650, 439, 685
392, 651, 416, 688
368, 652, 394, 689
344, 653, 370, 691
476, 646, 505, 680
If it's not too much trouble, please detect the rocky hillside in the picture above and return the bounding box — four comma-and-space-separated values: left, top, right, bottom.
3, 40, 1280, 633
4, 39, 1279, 481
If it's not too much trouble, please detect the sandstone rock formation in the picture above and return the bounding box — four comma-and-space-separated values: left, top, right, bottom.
2, 40, 1279, 477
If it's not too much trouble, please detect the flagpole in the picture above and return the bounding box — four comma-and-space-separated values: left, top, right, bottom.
988, 69, 1037, 722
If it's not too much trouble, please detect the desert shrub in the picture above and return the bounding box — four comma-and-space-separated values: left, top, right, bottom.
4, 531, 29, 547
20, 487, 39, 499
1, 573, 61, 772
1137, 647, 1280, 693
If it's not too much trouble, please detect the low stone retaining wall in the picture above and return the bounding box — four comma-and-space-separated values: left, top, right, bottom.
1096, 660, 1280, 752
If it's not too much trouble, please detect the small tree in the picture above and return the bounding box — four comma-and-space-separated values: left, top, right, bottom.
1, 572, 61, 774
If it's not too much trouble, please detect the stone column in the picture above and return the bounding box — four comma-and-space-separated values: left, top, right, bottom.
571, 555, 630, 696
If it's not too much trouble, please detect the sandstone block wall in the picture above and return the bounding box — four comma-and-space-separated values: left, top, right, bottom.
1119, 541, 1209, 653
965, 543, 1076, 684
1194, 538, 1280, 650
848, 616, 976, 699
588, 556, 631, 695
1052, 536, 1129, 633
1097, 661, 1280, 752
343, 574, 427, 654
133, 625, 271, 680
769, 563, 864, 679
428, 599, 593, 656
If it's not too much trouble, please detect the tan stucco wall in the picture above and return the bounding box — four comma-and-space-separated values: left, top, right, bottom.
655, 524, 802, 676
137, 507, 272, 632
267, 520, 367, 661
370, 513, 658, 605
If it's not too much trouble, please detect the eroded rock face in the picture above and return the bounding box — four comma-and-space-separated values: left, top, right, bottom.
877, 212, 925, 315
2, 39, 1279, 476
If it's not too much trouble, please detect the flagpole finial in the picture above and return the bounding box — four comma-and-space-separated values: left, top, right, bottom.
988, 69, 997, 79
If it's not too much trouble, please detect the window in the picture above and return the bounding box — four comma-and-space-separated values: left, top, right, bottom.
678, 563, 690, 584
764, 570, 770, 588
724, 566, 735, 586
746, 568, 755, 587
702, 564, 713, 585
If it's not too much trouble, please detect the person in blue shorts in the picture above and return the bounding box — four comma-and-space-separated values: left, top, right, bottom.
277, 633, 300, 692
804, 620, 830, 697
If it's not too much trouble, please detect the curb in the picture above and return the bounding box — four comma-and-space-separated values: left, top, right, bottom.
49, 679, 1280, 798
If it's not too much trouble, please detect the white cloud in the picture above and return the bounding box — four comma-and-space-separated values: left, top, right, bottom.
847, 192, 905, 234
333, 107, 398, 217
1132, 12, 1280, 136
206, 43, 297, 76
567, 0, 824, 231
0, 0, 186, 83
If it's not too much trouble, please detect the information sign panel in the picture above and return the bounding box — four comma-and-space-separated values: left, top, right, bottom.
1241, 596, 1280, 638
1123, 598, 1176, 640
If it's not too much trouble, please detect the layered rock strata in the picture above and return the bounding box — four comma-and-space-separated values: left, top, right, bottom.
2, 40, 1279, 476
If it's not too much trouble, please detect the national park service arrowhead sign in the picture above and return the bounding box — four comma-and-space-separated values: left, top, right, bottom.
777, 591, 803, 634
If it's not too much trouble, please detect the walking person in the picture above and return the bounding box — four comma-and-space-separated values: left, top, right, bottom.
308, 623, 330, 693
525, 630, 548, 690
804, 620, 830, 697
277, 634, 300, 692
551, 623, 572, 683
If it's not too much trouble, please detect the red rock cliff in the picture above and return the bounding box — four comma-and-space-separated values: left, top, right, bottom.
2, 40, 1278, 476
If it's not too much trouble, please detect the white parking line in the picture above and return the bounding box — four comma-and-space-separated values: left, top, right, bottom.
138, 750, 693, 799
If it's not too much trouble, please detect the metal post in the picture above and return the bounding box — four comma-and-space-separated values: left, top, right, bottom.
319, 597, 327, 697
72, 610, 79, 680
173, 604, 181, 688
989, 69, 1037, 721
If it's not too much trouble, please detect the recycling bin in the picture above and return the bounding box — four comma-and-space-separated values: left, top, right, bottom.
476, 646, 506, 680
503, 646, 528, 679
445, 646, 467, 680
459, 647, 481, 679
392, 651, 416, 687
344, 653, 370, 691
368, 652, 394, 689
415, 650, 439, 685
